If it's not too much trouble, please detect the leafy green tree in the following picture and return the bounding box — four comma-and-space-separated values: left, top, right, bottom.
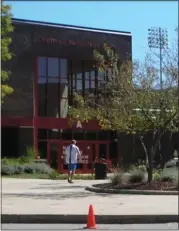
1, 3, 14, 103
69, 42, 178, 183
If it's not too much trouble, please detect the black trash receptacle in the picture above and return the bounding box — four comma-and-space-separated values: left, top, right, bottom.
95, 163, 107, 180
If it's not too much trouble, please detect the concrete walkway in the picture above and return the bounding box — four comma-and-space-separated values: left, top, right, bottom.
2, 178, 178, 216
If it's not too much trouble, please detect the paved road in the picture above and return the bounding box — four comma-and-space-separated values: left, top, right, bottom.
2, 179, 178, 215
2, 223, 178, 230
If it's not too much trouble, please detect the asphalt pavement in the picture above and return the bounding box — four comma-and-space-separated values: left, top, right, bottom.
2, 223, 178, 230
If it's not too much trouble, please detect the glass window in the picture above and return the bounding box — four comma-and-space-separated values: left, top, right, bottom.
85, 72, 90, 80
85, 131, 97, 140
91, 71, 95, 80
60, 83, 68, 98
98, 131, 109, 140
77, 73, 82, 80
76, 79, 82, 91
48, 57, 59, 77
38, 77, 47, 84
60, 59, 67, 78
85, 80, 90, 90
46, 84, 59, 117
98, 70, 105, 81
48, 77, 59, 83
60, 98, 68, 118
73, 131, 84, 140
38, 129, 48, 139
61, 129, 72, 140
48, 130, 60, 139
38, 57, 46, 77
38, 84, 46, 116
99, 144, 107, 159
107, 68, 112, 80
38, 141, 47, 158
91, 81, 95, 90
72, 74, 76, 89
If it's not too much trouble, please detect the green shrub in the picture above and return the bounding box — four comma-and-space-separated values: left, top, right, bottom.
110, 171, 125, 186
161, 175, 175, 182
1, 164, 24, 175
1, 162, 53, 176
25, 146, 35, 159
153, 170, 161, 180
2, 165, 15, 175
23, 163, 53, 174
48, 170, 60, 180
128, 169, 145, 184
18, 156, 32, 164
2, 158, 19, 165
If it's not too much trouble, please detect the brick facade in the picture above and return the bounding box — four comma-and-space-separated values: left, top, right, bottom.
2, 19, 131, 117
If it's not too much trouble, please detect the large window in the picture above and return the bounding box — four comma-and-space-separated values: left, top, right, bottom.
38, 57, 68, 117
38, 57, 105, 116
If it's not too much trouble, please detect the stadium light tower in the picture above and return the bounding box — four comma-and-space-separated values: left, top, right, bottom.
148, 27, 168, 90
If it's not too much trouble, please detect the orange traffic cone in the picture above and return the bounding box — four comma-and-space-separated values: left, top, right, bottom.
87, 204, 97, 229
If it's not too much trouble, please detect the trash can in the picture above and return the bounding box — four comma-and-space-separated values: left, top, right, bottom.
95, 163, 107, 180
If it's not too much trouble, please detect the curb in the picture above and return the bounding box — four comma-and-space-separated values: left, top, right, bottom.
1, 214, 178, 224
85, 186, 178, 195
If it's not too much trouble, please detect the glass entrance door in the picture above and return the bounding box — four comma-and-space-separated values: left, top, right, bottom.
48, 142, 59, 170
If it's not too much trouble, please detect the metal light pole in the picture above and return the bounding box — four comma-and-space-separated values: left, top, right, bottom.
148, 27, 168, 90
148, 27, 168, 162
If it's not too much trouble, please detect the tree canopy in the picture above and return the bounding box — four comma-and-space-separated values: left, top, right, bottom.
69, 32, 178, 182
1, 3, 14, 103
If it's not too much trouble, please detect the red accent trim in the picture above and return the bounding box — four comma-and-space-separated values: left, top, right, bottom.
1, 116, 101, 130
37, 117, 101, 130
1, 117, 33, 127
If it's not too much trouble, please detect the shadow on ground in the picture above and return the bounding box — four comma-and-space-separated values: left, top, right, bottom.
31, 185, 86, 190
2, 190, 113, 200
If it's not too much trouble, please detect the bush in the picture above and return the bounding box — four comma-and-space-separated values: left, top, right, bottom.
161, 175, 174, 182
25, 146, 35, 159
153, 170, 161, 180
23, 163, 53, 174
1, 162, 54, 176
110, 171, 125, 186
128, 169, 145, 184
18, 156, 32, 164
1, 164, 24, 175
2, 158, 19, 165
48, 170, 60, 180
2, 165, 15, 175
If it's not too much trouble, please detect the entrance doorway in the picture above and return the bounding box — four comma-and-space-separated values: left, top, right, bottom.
47, 140, 111, 173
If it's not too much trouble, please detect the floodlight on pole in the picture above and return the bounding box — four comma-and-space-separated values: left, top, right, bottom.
148, 27, 168, 90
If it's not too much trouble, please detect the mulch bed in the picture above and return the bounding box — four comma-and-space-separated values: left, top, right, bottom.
94, 181, 178, 191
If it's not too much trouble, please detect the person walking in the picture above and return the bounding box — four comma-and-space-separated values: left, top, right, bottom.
65, 140, 81, 183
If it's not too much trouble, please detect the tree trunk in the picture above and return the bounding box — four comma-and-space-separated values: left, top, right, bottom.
139, 131, 163, 183
147, 150, 154, 183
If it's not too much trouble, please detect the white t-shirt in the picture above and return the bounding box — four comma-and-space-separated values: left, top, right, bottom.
65, 144, 80, 164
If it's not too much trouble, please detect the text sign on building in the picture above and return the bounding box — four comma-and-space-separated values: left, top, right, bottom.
76, 120, 82, 128
79, 155, 89, 164
38, 36, 100, 48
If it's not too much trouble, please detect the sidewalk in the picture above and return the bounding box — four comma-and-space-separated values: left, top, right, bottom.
2, 178, 178, 224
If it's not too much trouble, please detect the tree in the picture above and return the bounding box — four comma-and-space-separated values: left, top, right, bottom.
69, 40, 178, 183
1, 3, 14, 103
